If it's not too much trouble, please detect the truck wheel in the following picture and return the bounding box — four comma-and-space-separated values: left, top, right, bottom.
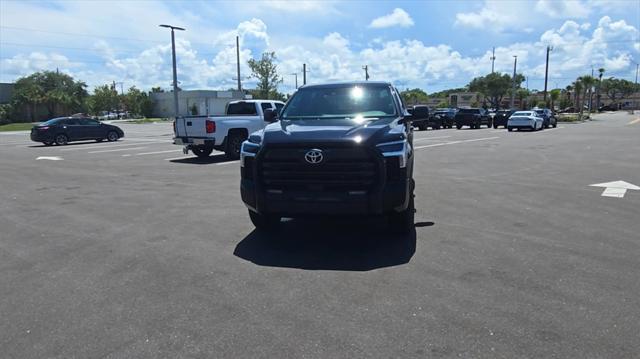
192, 145, 213, 158
248, 210, 281, 231
388, 195, 414, 235
225, 132, 246, 160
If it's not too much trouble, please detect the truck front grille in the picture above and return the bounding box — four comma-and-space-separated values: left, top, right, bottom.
259, 146, 378, 191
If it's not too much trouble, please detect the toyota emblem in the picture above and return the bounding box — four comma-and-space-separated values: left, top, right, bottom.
305, 149, 324, 164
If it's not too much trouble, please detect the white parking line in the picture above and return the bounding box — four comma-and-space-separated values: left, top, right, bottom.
413, 136, 451, 142
88, 147, 146, 154
216, 160, 240, 166
414, 136, 500, 150
164, 156, 190, 161
59, 141, 164, 151
132, 149, 182, 156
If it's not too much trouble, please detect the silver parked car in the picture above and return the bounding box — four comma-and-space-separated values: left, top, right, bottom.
507, 111, 544, 132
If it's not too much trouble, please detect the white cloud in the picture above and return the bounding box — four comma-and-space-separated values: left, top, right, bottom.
260, 0, 338, 14
369, 8, 414, 29
1, 1, 638, 94
456, 0, 597, 32
455, 1, 530, 31
535, 0, 590, 19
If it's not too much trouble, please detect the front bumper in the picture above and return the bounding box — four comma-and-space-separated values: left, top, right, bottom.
30, 131, 53, 142
241, 177, 410, 217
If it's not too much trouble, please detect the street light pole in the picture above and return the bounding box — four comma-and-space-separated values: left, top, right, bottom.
159, 24, 185, 118
290, 73, 298, 89
510, 55, 518, 109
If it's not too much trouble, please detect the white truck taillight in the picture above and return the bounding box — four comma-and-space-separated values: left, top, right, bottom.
206, 120, 216, 133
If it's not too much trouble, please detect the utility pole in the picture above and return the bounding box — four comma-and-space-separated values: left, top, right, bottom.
510, 55, 518, 109
635, 63, 639, 85
290, 73, 298, 89
362, 65, 370, 81
159, 24, 186, 118
543, 45, 552, 103
114, 82, 124, 95
302, 63, 307, 85
490, 47, 496, 74
236, 36, 242, 91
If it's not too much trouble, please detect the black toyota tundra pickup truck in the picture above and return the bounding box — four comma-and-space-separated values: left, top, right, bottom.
408, 105, 442, 131
240, 81, 415, 233
454, 108, 492, 129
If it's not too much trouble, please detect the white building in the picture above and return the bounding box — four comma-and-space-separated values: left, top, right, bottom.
150, 90, 245, 117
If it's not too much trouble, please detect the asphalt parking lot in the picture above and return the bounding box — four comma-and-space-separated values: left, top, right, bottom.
1, 112, 639, 358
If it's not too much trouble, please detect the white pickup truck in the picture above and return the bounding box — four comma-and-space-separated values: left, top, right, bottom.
173, 99, 285, 159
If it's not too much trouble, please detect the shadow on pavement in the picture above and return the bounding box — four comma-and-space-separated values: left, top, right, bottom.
169, 154, 235, 165
27, 140, 102, 148
233, 217, 421, 271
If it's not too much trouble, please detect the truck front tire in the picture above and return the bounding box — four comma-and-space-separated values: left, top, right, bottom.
388, 195, 415, 235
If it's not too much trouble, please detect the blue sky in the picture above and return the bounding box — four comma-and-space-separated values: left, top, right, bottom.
1, 0, 638, 94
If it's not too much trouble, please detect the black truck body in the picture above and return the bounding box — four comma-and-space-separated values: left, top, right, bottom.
454, 108, 492, 129
408, 105, 442, 130
240, 81, 415, 233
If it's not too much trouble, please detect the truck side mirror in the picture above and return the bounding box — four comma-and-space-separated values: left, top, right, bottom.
400, 113, 413, 124
264, 108, 278, 123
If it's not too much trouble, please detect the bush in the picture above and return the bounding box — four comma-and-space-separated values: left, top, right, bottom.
0, 104, 14, 125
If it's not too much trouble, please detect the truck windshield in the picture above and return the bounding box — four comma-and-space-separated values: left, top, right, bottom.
281, 85, 397, 119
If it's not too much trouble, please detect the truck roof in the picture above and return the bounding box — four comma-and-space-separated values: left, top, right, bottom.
227, 99, 284, 105
298, 81, 393, 89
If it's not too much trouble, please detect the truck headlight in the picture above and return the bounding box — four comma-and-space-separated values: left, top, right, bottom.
377, 139, 411, 168
240, 141, 260, 167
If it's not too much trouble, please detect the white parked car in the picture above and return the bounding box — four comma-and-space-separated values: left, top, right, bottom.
173, 100, 285, 159
507, 111, 544, 132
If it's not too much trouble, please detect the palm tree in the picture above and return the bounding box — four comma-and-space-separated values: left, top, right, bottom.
573, 81, 582, 113
578, 75, 595, 114
597, 68, 605, 109
565, 85, 573, 107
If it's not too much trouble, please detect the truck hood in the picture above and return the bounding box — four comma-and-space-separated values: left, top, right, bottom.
256, 117, 405, 146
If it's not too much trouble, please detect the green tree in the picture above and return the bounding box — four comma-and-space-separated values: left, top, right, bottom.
596, 68, 605, 109
573, 80, 583, 112
549, 89, 561, 110
468, 72, 525, 110
516, 88, 531, 110
601, 78, 638, 105
150, 86, 164, 93
247, 52, 282, 99
11, 71, 88, 121
578, 75, 596, 114
122, 86, 153, 117
88, 85, 120, 114
429, 87, 467, 98
400, 88, 429, 105
436, 100, 449, 108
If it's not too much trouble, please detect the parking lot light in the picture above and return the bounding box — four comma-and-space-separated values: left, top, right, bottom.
159, 24, 186, 119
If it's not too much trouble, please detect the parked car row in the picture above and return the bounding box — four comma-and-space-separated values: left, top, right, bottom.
408, 105, 558, 132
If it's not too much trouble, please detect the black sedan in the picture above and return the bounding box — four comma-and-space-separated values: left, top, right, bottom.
493, 109, 516, 128
31, 117, 125, 146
